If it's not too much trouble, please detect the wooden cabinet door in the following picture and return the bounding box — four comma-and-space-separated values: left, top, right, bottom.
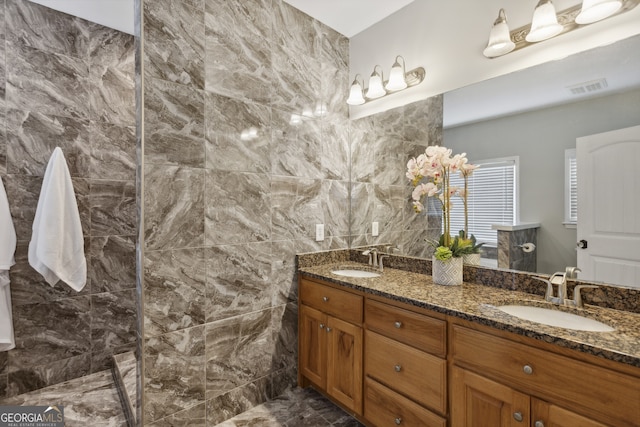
532, 398, 610, 427
326, 315, 363, 414
299, 304, 327, 389
451, 366, 530, 427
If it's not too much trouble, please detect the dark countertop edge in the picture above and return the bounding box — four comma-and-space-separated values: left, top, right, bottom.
299, 269, 640, 368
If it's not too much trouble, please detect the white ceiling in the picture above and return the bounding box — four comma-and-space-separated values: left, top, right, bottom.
282, 0, 416, 38
28, 0, 134, 35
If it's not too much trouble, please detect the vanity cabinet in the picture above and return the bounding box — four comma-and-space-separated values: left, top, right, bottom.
363, 298, 447, 427
299, 278, 363, 415
450, 322, 640, 427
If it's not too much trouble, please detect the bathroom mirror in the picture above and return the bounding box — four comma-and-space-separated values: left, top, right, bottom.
412, 34, 640, 275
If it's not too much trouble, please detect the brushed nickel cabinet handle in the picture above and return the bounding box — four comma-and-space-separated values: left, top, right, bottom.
534, 421, 545, 427
394, 364, 402, 372
319, 323, 325, 329
326, 327, 332, 332
394, 417, 402, 425
322, 296, 329, 302
513, 412, 523, 422
523, 365, 533, 375
394, 321, 402, 328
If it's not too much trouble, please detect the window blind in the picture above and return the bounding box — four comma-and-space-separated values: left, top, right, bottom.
565, 149, 577, 224
449, 158, 517, 246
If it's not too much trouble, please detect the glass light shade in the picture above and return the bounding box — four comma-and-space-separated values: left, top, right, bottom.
385, 57, 407, 91
526, 0, 563, 42
483, 9, 515, 58
575, 0, 622, 24
346, 78, 365, 105
365, 67, 386, 99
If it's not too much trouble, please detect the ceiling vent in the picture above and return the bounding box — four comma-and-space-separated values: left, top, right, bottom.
567, 78, 608, 95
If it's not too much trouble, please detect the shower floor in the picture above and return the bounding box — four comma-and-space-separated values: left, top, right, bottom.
214, 387, 364, 427
0, 368, 128, 427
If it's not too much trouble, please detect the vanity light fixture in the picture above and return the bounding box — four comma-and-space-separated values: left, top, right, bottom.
483, 9, 516, 58
483, 0, 639, 58
575, 0, 622, 24
365, 65, 386, 99
347, 56, 425, 106
526, 0, 563, 42
386, 56, 408, 91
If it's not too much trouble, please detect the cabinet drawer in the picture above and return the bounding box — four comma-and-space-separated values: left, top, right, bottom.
365, 299, 446, 357
300, 279, 363, 324
365, 330, 446, 414
365, 378, 446, 427
452, 325, 640, 427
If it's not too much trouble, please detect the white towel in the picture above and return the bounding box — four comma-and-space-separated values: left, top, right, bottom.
0, 176, 16, 351
28, 147, 87, 291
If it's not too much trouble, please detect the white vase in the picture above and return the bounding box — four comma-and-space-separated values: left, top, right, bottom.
463, 253, 481, 266
432, 256, 463, 286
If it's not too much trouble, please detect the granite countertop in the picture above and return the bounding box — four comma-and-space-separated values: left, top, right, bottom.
299, 261, 640, 368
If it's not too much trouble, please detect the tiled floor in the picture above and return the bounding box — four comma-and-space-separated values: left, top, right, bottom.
0, 369, 128, 427
215, 387, 365, 427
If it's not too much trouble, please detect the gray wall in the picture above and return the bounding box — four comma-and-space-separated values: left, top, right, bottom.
139, 0, 350, 425
444, 88, 640, 273
0, 0, 136, 397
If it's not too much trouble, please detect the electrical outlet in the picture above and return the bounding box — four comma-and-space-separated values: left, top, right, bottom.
372, 221, 379, 237
315, 224, 325, 241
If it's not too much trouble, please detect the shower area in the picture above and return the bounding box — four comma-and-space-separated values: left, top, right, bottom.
0, 0, 443, 425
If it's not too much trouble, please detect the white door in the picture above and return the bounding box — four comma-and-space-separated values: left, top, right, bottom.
576, 125, 640, 288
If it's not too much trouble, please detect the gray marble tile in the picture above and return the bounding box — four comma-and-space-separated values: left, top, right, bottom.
270, 177, 298, 241
275, 178, 323, 242
321, 120, 349, 180
268, 366, 297, 401
8, 297, 91, 372
72, 178, 92, 238
6, 41, 90, 119
0, 374, 7, 400
349, 116, 376, 183
271, 303, 297, 373
317, 22, 349, 75
113, 351, 137, 424
6, 109, 91, 176
206, 375, 270, 425
1, 368, 128, 426
273, 1, 318, 58
205, 242, 273, 322
204, 0, 273, 103
0, 34, 6, 106
89, 179, 136, 237
5, 0, 90, 59
0, 352, 7, 376
205, 170, 271, 245
349, 182, 374, 236
89, 122, 136, 180
148, 402, 206, 427
8, 241, 89, 307
143, 0, 205, 89
271, 43, 321, 114
320, 64, 349, 123
89, 31, 135, 126
214, 387, 363, 427
205, 310, 273, 399
271, 109, 323, 178
205, 93, 272, 173
144, 326, 206, 423
374, 136, 406, 187
322, 180, 350, 238
372, 184, 405, 236
91, 342, 135, 374
144, 248, 206, 337
144, 76, 205, 167
144, 165, 205, 251
90, 290, 137, 353
6, 352, 91, 397
270, 240, 297, 305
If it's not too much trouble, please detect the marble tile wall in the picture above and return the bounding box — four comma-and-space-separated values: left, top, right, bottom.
350, 96, 444, 258
140, 0, 349, 425
0, 0, 136, 398
498, 228, 538, 272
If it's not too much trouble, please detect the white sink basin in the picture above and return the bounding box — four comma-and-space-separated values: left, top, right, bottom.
332, 269, 381, 278
497, 305, 615, 332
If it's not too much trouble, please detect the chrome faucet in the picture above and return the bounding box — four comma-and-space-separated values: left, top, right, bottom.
534, 267, 596, 308
362, 248, 379, 267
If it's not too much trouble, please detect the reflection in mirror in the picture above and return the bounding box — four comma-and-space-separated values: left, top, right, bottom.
443, 34, 640, 276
